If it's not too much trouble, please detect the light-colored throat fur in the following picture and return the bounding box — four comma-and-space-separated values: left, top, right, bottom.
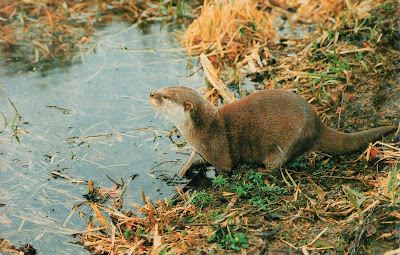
156, 95, 222, 157
156, 99, 192, 132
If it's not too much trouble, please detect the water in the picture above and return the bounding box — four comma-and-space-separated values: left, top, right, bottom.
0, 22, 203, 254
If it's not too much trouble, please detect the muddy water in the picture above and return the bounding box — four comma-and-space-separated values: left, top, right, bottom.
0, 22, 203, 254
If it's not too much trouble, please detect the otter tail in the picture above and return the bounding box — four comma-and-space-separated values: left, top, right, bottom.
315, 124, 398, 155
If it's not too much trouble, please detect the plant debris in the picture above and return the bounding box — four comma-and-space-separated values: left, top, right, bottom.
0, 0, 197, 72
179, 0, 276, 68
76, 150, 400, 254
0, 238, 36, 255
2, 0, 399, 254
180, 0, 399, 135
75, 0, 399, 253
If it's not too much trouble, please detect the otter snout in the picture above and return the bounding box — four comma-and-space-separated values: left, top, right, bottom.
149, 91, 163, 100
149, 90, 163, 109
149, 91, 160, 99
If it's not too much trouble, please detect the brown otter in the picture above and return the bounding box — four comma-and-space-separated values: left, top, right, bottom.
149, 86, 397, 176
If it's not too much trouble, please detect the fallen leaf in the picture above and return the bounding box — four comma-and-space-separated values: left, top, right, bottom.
370, 148, 379, 158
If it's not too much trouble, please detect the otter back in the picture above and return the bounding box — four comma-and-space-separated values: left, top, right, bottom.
218, 89, 321, 169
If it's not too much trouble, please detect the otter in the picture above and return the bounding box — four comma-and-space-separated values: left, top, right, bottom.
149, 86, 397, 176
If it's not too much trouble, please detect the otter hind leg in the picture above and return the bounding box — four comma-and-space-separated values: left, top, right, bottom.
263, 158, 285, 170
263, 145, 288, 170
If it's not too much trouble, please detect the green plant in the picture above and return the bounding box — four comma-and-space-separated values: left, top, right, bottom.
355, 51, 369, 71
247, 171, 264, 185
313, 157, 335, 173
290, 155, 308, 168
191, 190, 215, 208
283, 232, 292, 239
387, 165, 400, 204
296, 238, 308, 246
208, 226, 248, 251
0, 112, 7, 132
328, 56, 350, 74
369, 24, 378, 41
213, 175, 229, 188
124, 229, 131, 238
342, 185, 371, 222
353, 17, 369, 34
180, 216, 193, 224
233, 184, 248, 196
159, 0, 190, 19
355, 51, 363, 62
214, 170, 289, 209
263, 184, 288, 195
249, 196, 269, 210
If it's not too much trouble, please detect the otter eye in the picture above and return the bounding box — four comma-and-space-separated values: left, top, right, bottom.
162, 95, 168, 99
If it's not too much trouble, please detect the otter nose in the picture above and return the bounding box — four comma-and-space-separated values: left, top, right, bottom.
149, 91, 155, 98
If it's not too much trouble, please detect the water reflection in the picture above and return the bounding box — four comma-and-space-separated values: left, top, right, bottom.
0, 22, 203, 254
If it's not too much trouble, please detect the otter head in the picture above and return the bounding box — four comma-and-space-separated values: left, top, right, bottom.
149, 86, 198, 129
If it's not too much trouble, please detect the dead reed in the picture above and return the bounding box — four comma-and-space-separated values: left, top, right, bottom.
0, 0, 182, 71
179, 0, 276, 68
76, 140, 400, 253
77, 186, 215, 254
180, 0, 395, 120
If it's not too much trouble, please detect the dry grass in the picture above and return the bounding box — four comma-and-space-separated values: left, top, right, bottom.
180, 0, 276, 68
178, 0, 399, 135
0, 238, 36, 254
77, 186, 214, 254
76, 141, 400, 254
179, 0, 381, 69
0, 0, 183, 71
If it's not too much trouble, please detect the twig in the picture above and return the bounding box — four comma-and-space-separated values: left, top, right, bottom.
319, 176, 362, 180
128, 240, 145, 255
200, 53, 235, 104
8, 98, 21, 125
49, 171, 87, 184
280, 239, 298, 250
0, 112, 7, 132
8, 98, 22, 142
306, 246, 335, 251
106, 174, 124, 188
183, 222, 260, 228
308, 227, 328, 246
347, 200, 379, 255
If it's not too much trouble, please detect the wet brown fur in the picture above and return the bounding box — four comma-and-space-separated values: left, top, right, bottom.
150, 86, 397, 175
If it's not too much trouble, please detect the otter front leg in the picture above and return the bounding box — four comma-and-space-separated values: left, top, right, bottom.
177, 150, 205, 176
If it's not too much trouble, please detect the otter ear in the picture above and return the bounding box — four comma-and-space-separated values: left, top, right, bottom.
184, 102, 193, 112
